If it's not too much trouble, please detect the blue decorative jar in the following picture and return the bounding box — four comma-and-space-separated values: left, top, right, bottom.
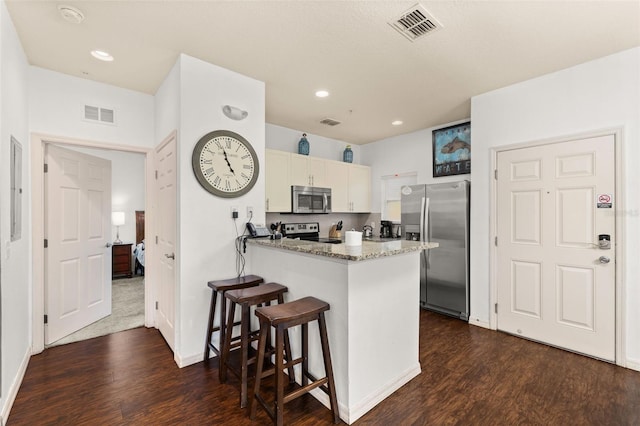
343, 145, 353, 163
298, 133, 310, 155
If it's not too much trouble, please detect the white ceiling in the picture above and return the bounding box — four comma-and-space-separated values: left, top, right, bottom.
6, 1, 640, 144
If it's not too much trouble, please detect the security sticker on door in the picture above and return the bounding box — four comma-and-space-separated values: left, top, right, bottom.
597, 193, 612, 208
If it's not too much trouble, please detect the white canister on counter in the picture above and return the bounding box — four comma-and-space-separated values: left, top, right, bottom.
345, 230, 362, 246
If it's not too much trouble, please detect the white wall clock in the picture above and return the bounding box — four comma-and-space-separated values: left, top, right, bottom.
191, 130, 259, 198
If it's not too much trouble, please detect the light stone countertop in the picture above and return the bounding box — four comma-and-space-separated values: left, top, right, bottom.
247, 237, 438, 261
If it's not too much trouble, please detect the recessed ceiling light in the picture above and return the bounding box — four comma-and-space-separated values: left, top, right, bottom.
91, 50, 114, 62
392, 120, 403, 126
315, 90, 329, 98
58, 5, 85, 24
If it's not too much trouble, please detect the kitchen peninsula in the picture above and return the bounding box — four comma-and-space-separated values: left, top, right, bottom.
246, 238, 438, 424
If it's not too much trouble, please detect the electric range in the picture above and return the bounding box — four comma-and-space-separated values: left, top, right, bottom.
281, 222, 342, 244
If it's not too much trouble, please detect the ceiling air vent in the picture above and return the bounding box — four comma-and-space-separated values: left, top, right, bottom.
320, 118, 341, 126
84, 105, 116, 125
389, 3, 443, 42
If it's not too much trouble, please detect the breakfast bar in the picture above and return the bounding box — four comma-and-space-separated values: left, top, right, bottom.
246, 238, 438, 424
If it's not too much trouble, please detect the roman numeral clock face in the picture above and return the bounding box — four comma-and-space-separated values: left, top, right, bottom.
191, 130, 259, 198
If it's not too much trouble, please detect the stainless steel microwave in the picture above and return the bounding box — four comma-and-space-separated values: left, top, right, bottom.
291, 186, 332, 214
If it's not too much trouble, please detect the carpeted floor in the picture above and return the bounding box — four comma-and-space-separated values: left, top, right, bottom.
47, 276, 145, 347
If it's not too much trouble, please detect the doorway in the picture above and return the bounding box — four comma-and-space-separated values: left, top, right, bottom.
491, 130, 624, 363
31, 134, 155, 353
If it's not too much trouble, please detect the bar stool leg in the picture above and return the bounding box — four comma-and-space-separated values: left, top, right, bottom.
239, 303, 251, 408
204, 290, 217, 361
278, 294, 295, 384
220, 300, 236, 383
301, 322, 308, 386
250, 320, 270, 421
318, 312, 339, 424
275, 325, 285, 426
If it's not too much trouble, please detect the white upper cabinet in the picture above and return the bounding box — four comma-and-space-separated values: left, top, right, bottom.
291, 154, 326, 187
325, 161, 349, 212
265, 149, 291, 212
348, 164, 371, 212
266, 150, 370, 213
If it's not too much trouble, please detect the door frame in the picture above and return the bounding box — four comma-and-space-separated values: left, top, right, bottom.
30, 133, 155, 354
489, 127, 626, 367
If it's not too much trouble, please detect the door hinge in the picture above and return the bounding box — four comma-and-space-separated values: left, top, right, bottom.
494, 169, 497, 180
155, 170, 158, 180
155, 235, 158, 244
155, 301, 159, 310
44, 314, 48, 324
44, 239, 48, 248
494, 303, 498, 314
44, 163, 48, 173
494, 236, 498, 246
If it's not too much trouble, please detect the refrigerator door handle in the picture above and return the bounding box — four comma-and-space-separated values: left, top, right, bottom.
424, 197, 431, 268
420, 197, 426, 242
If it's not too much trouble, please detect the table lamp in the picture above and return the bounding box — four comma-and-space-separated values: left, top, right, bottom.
112, 211, 125, 244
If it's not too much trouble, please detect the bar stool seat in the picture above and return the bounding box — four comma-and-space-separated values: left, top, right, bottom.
204, 274, 263, 382
221, 282, 294, 408
250, 296, 339, 425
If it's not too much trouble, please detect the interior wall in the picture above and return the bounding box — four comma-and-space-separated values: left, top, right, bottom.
175, 54, 266, 365
0, 0, 30, 420
29, 67, 155, 148
360, 119, 470, 214
266, 123, 361, 163
470, 47, 640, 366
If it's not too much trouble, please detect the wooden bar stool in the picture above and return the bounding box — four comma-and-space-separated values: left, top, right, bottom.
250, 296, 339, 425
221, 282, 294, 408
204, 274, 263, 381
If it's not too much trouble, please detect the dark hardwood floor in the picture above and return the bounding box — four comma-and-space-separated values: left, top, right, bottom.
8, 310, 640, 425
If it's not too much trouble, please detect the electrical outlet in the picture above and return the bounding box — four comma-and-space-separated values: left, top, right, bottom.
247, 206, 254, 217
231, 206, 239, 219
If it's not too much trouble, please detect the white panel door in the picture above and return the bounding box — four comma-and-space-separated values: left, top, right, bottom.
45, 145, 112, 344
496, 135, 615, 361
155, 133, 177, 350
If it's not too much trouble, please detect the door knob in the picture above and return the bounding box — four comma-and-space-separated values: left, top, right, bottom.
105, 242, 113, 248
598, 256, 610, 264
165, 253, 175, 259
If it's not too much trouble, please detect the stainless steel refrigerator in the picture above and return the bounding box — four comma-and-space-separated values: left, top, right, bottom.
401, 181, 470, 320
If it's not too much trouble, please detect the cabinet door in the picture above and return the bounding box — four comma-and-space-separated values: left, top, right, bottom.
290, 153, 311, 186
265, 150, 291, 212
349, 164, 371, 212
325, 160, 349, 212
308, 157, 326, 187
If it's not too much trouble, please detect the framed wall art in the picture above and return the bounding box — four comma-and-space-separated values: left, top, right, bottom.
432, 121, 471, 177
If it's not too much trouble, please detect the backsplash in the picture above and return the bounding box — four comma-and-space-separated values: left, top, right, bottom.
266, 213, 373, 238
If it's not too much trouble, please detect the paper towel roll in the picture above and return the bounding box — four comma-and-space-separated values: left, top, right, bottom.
345, 230, 362, 246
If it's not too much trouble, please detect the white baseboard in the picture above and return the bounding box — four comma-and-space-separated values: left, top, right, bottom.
625, 357, 640, 372
468, 317, 492, 329
176, 351, 211, 368
1, 346, 31, 426
309, 363, 421, 425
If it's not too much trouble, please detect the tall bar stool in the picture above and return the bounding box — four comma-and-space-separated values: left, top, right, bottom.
221, 282, 294, 408
250, 296, 339, 425
204, 274, 263, 381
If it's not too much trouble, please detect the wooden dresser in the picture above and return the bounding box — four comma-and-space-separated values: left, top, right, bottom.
112, 243, 133, 279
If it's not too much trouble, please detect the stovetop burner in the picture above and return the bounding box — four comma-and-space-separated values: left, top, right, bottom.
281, 222, 342, 244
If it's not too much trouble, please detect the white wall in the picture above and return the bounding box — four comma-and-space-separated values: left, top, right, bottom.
66, 146, 146, 245
0, 0, 30, 421
266, 123, 360, 163
470, 47, 640, 366
29, 67, 155, 148
361, 119, 470, 214
173, 54, 265, 365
